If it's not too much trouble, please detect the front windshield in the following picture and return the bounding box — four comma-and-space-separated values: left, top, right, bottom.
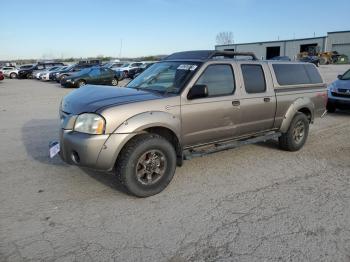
20, 65, 33, 69
65, 65, 75, 71
127, 61, 201, 94
341, 69, 350, 80
103, 62, 113, 68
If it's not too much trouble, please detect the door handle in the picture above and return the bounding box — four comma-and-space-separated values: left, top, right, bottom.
264, 97, 271, 103
232, 100, 240, 106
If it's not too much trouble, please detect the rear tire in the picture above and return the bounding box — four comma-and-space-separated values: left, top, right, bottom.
279, 113, 309, 151
123, 71, 128, 79
10, 72, 17, 79
116, 134, 177, 197
111, 78, 118, 86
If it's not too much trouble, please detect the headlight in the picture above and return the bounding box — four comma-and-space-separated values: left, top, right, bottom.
74, 113, 105, 134
328, 83, 336, 92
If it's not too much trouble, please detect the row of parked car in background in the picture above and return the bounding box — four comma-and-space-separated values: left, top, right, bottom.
1, 55, 349, 114
0, 60, 156, 87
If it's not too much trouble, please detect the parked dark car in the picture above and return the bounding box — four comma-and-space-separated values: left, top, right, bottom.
327, 69, 350, 112
47, 66, 69, 80
60, 67, 119, 88
56, 63, 100, 83
0, 71, 4, 81
18, 62, 65, 79
270, 56, 291, 61
298, 56, 320, 67
128, 62, 156, 79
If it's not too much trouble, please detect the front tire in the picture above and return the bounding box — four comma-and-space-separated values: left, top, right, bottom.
116, 134, 177, 197
77, 80, 86, 87
10, 72, 17, 79
279, 113, 309, 151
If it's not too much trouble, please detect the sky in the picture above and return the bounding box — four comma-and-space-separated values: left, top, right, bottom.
1, 0, 349, 60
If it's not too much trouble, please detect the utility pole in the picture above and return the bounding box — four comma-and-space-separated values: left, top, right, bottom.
119, 39, 123, 59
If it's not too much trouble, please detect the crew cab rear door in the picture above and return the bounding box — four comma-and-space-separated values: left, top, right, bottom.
235, 62, 276, 136
181, 62, 241, 146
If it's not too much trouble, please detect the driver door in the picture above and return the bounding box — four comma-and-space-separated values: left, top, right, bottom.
181, 63, 241, 146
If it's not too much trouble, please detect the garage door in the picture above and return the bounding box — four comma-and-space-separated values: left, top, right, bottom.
332, 43, 350, 58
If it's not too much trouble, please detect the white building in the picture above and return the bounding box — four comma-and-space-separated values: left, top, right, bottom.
215, 30, 350, 60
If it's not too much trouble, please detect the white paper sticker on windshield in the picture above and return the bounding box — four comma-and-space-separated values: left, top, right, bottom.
177, 64, 198, 71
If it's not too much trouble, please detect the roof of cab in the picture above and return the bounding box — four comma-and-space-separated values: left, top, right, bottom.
162, 50, 258, 62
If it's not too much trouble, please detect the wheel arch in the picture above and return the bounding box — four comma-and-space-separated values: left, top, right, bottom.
280, 98, 314, 133
111, 111, 183, 167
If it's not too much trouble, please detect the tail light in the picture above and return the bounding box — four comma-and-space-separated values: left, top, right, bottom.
317, 91, 328, 106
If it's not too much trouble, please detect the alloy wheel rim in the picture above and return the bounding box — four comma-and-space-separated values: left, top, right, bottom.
135, 150, 167, 185
112, 79, 118, 85
293, 120, 305, 144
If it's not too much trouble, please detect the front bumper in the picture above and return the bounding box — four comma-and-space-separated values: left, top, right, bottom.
328, 89, 350, 108
61, 80, 77, 88
59, 129, 136, 171
328, 98, 350, 108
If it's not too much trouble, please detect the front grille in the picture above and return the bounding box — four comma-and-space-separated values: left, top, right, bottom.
338, 88, 350, 93
331, 92, 350, 98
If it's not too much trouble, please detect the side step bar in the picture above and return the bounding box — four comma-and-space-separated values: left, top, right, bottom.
183, 132, 281, 160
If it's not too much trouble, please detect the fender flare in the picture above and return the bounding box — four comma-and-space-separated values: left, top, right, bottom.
113, 111, 181, 142
280, 97, 314, 133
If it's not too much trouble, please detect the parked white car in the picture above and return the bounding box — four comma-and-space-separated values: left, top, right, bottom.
115, 62, 145, 77
39, 66, 65, 81
0, 66, 18, 79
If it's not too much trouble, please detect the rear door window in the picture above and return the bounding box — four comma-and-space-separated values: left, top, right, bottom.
241, 64, 266, 93
195, 64, 235, 97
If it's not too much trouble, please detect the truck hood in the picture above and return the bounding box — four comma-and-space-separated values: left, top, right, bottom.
61, 85, 162, 114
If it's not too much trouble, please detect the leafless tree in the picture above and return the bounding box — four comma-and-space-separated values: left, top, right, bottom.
216, 32, 234, 45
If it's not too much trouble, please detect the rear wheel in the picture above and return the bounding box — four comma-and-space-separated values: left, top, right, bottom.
123, 71, 128, 79
10, 72, 17, 79
111, 78, 118, 86
116, 134, 177, 197
279, 113, 309, 151
319, 57, 328, 65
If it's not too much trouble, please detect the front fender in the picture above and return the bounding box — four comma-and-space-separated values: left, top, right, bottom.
280, 97, 314, 133
113, 111, 181, 136
95, 111, 182, 171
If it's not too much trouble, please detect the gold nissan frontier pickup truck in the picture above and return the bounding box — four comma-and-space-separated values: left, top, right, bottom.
53, 50, 327, 197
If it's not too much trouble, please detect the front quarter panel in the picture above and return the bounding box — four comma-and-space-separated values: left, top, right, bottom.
114, 111, 181, 136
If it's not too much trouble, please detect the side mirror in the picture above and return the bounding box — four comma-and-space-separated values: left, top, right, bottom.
337, 74, 343, 80
187, 84, 208, 100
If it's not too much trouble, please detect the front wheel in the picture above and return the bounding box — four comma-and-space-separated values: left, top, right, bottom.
10, 72, 17, 79
279, 113, 309, 151
77, 80, 86, 87
116, 134, 177, 197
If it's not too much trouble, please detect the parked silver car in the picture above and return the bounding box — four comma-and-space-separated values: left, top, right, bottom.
53, 50, 327, 197
0, 66, 18, 79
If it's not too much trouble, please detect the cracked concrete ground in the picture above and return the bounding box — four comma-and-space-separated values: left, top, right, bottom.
0, 65, 350, 262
